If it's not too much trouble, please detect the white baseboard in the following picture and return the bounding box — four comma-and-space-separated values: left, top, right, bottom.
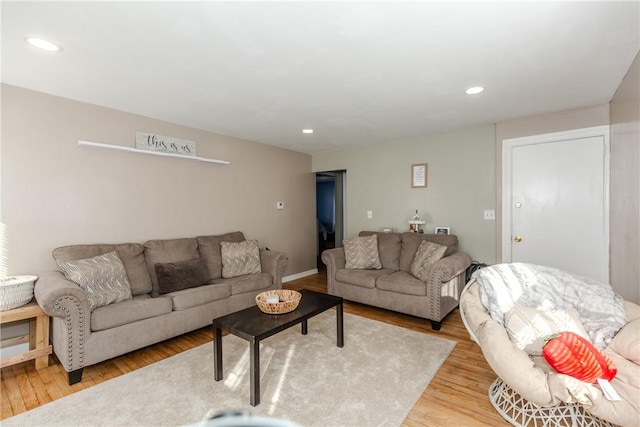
282, 269, 318, 283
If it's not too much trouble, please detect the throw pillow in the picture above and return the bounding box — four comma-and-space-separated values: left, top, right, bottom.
543, 331, 617, 383
154, 257, 210, 294
505, 306, 590, 356
221, 240, 262, 278
343, 234, 382, 270
607, 318, 640, 364
144, 238, 199, 297
58, 251, 132, 311
410, 240, 447, 281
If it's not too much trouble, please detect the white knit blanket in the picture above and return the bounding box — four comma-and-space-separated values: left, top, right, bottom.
473, 263, 627, 349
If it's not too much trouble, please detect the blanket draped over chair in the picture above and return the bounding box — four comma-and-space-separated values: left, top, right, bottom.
472, 263, 627, 350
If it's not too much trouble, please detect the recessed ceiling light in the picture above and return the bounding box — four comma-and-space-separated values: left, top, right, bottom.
302, 129, 314, 134
25, 37, 62, 52
465, 86, 484, 95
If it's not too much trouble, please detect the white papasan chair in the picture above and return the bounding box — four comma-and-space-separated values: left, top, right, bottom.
460, 263, 640, 427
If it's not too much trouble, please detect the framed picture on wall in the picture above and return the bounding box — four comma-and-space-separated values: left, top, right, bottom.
434, 226, 451, 235
411, 163, 427, 188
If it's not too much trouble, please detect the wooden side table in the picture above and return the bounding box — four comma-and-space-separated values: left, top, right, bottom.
0, 301, 52, 369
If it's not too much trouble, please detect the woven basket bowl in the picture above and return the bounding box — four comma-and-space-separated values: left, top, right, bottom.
0, 275, 37, 311
256, 289, 302, 314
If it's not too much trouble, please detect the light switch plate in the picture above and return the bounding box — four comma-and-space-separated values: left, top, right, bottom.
483, 209, 495, 220
276, 202, 284, 210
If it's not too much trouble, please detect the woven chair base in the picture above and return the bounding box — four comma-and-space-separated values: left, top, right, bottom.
488, 378, 618, 427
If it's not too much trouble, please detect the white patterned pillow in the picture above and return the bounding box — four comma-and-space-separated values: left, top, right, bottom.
221, 240, 262, 278
410, 240, 447, 281
343, 235, 382, 270
505, 306, 590, 356
58, 251, 132, 310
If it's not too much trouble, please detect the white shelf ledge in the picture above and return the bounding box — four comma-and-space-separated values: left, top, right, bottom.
78, 140, 230, 165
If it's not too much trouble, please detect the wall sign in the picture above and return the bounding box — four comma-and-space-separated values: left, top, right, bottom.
135, 132, 197, 157
411, 163, 428, 188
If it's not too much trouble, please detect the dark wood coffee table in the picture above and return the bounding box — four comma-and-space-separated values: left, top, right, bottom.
212, 289, 343, 406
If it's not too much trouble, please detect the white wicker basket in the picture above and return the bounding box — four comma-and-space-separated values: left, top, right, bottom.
488, 377, 615, 427
0, 275, 37, 311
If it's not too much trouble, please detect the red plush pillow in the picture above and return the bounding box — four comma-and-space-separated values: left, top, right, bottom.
543, 331, 617, 383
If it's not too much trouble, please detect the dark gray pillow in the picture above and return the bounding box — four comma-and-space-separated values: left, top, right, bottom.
154, 258, 209, 295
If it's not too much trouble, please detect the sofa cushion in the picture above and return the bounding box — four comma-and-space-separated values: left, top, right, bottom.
155, 257, 210, 294
90, 294, 172, 331
410, 240, 448, 281
221, 239, 262, 278
335, 268, 393, 289
164, 283, 231, 311
196, 232, 246, 280
144, 238, 199, 297
343, 234, 382, 270
376, 271, 427, 296
505, 306, 590, 356
213, 273, 273, 295
607, 318, 640, 364
399, 232, 458, 272
58, 251, 133, 311
53, 243, 152, 296
359, 231, 401, 270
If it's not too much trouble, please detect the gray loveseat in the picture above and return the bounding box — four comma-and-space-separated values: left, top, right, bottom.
35, 231, 288, 384
321, 231, 471, 330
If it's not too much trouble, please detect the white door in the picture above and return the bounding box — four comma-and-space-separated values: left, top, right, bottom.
502, 126, 610, 283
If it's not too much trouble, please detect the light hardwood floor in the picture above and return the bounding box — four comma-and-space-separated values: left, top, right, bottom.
1, 269, 509, 426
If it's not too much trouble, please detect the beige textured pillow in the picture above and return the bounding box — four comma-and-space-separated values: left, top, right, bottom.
343, 235, 382, 270
607, 318, 640, 364
221, 240, 262, 278
410, 240, 447, 281
58, 251, 132, 310
505, 306, 590, 356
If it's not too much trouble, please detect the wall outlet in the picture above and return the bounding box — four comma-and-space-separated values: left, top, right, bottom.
276, 202, 284, 210
483, 209, 495, 220
367, 210, 373, 219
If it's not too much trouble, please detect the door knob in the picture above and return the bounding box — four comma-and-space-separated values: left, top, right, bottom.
514, 236, 522, 242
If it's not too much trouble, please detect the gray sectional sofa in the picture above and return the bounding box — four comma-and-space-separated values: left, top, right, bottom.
322, 231, 471, 330
34, 231, 288, 384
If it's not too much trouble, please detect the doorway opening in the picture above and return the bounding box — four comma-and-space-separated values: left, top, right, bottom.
316, 170, 346, 269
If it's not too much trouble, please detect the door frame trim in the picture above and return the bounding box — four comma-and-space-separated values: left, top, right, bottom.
501, 126, 610, 270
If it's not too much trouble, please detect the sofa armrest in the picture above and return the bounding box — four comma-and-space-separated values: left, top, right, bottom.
260, 249, 288, 287
321, 248, 346, 269
428, 251, 472, 284
34, 270, 90, 320
34, 270, 91, 375
321, 248, 345, 295
422, 251, 472, 323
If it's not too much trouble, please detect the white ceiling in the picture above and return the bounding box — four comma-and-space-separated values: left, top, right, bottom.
2, 1, 639, 155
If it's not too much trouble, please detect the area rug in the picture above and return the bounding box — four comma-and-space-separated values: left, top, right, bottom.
3, 311, 455, 427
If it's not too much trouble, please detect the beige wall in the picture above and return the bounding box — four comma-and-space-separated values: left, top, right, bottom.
494, 104, 610, 262
1, 84, 317, 277
313, 124, 497, 265
610, 52, 639, 304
